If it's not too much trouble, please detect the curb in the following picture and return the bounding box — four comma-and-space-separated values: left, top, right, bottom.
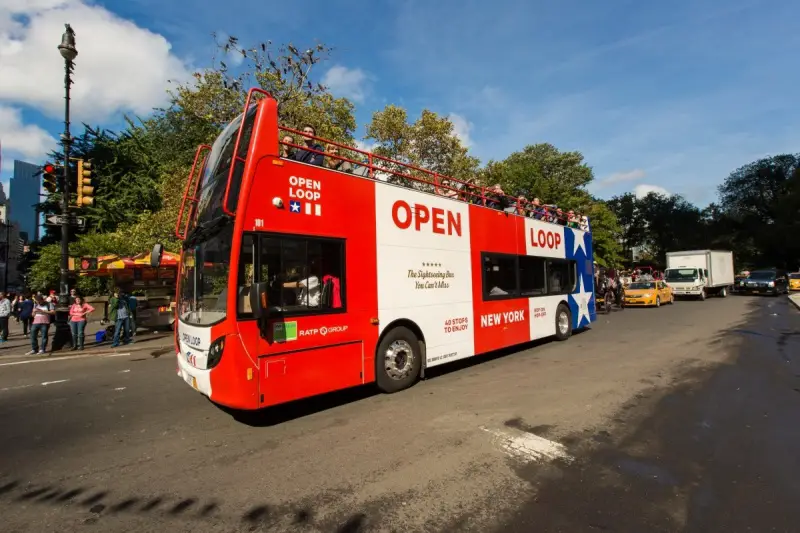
790, 294, 800, 311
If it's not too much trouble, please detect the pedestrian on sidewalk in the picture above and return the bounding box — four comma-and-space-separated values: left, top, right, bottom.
68, 295, 94, 351
28, 295, 55, 355
15, 293, 34, 337
109, 288, 132, 348
0, 292, 11, 342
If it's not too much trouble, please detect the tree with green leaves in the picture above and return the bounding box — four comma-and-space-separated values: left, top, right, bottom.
364, 105, 480, 191
479, 143, 621, 266
27, 36, 358, 293
716, 154, 800, 269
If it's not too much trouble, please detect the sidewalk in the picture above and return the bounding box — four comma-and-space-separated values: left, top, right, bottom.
790, 293, 800, 311
0, 317, 173, 363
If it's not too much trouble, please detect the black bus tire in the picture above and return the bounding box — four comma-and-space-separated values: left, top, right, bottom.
554, 304, 572, 341
375, 326, 422, 394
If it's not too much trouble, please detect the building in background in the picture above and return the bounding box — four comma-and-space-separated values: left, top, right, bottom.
9, 160, 41, 243
0, 204, 23, 291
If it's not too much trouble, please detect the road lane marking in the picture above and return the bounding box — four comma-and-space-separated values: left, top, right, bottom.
0, 352, 132, 367
119, 369, 130, 373
41, 380, 69, 386
0, 384, 34, 392
481, 426, 574, 464
114, 387, 126, 391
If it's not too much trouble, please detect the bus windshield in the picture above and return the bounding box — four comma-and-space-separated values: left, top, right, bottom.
194, 104, 257, 225
664, 268, 698, 281
178, 105, 257, 326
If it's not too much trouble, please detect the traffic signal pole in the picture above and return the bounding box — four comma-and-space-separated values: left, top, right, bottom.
53, 25, 78, 351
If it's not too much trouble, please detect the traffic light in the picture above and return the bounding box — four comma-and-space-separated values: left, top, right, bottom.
76, 159, 95, 207
42, 163, 58, 193
80, 257, 98, 271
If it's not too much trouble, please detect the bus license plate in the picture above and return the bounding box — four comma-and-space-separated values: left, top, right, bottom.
184, 373, 197, 389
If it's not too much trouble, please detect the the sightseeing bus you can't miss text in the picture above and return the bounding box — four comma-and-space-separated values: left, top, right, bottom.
155, 88, 597, 411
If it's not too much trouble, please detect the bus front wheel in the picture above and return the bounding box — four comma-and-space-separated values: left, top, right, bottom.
376, 326, 422, 394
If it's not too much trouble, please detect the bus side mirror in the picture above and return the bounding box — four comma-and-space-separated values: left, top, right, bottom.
250, 282, 268, 319
151, 243, 164, 268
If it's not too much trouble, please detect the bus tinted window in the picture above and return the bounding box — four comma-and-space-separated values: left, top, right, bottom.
547, 259, 576, 294
237, 234, 256, 315
481, 253, 577, 301
519, 256, 546, 296
257, 234, 345, 316
482, 254, 518, 299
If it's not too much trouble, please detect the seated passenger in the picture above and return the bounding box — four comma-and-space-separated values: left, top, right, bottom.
555, 207, 567, 226
567, 210, 580, 228
529, 197, 546, 220
325, 144, 353, 173
291, 125, 325, 166
580, 215, 589, 231
483, 184, 510, 210
280, 135, 294, 158
282, 271, 320, 307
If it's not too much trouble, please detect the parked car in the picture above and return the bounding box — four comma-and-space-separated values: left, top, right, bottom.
737, 269, 789, 296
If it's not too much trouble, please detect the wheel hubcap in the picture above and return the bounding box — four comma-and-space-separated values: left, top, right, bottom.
384, 340, 414, 380
558, 311, 569, 334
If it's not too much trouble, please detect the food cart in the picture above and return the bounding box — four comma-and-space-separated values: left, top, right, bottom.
73, 250, 179, 330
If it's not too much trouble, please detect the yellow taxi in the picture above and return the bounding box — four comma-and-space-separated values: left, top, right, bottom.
624, 280, 674, 307
790, 272, 800, 291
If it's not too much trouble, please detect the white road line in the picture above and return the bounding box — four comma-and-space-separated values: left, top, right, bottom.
119, 369, 131, 373
41, 379, 69, 386
0, 352, 132, 367
114, 387, 126, 391
481, 426, 574, 464
0, 384, 34, 392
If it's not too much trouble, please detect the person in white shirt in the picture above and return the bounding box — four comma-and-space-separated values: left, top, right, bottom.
0, 292, 11, 342
283, 275, 320, 307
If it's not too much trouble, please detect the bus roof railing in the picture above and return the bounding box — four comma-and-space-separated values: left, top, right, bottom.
278, 125, 589, 229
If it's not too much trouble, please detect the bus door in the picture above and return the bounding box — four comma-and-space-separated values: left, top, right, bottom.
236, 233, 362, 406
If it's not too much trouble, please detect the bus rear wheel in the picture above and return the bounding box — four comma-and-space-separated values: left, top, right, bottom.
376, 326, 422, 394
554, 304, 572, 341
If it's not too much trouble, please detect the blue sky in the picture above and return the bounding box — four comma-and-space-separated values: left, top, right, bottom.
2, 0, 799, 207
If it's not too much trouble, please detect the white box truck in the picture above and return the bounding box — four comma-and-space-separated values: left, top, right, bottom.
664, 250, 734, 300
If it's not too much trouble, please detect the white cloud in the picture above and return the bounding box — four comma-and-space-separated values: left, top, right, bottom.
599, 168, 646, 186
0, 0, 191, 122
321, 65, 370, 103
354, 140, 376, 152
448, 113, 473, 147
0, 105, 58, 161
634, 184, 671, 198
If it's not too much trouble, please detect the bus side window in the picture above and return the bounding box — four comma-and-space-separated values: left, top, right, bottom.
519, 256, 546, 296
237, 234, 255, 315
258, 234, 346, 315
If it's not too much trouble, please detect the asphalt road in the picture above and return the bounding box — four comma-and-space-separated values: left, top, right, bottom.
1, 295, 799, 532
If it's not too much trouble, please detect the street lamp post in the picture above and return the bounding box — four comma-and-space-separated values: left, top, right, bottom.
53, 24, 78, 351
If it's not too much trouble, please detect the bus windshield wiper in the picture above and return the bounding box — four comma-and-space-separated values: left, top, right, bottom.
184, 215, 230, 248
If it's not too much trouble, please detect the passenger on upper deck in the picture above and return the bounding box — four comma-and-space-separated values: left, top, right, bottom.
481, 184, 510, 210
325, 144, 353, 173
291, 125, 325, 166
280, 135, 294, 158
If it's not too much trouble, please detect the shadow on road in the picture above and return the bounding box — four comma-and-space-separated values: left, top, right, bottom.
0, 477, 367, 531
486, 296, 800, 532
224, 328, 591, 427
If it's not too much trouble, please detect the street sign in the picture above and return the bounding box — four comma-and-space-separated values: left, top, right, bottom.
45, 214, 86, 229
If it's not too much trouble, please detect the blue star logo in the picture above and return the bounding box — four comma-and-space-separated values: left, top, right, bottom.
289, 200, 301, 213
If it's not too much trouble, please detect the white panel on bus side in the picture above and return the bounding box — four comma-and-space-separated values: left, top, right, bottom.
523, 217, 567, 259
528, 294, 568, 341
374, 184, 475, 368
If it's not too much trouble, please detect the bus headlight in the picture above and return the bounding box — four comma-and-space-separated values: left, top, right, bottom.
207, 337, 226, 369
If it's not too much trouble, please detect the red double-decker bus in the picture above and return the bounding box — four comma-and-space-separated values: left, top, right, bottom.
160, 88, 596, 411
